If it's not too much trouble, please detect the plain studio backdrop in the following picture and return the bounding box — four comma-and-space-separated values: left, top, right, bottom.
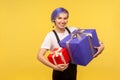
0, 0, 120, 80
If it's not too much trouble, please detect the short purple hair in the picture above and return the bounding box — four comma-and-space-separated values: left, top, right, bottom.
51, 7, 69, 22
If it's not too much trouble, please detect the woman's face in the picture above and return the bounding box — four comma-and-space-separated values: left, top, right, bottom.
54, 12, 68, 29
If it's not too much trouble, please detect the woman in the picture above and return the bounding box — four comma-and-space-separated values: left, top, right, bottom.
37, 7, 104, 80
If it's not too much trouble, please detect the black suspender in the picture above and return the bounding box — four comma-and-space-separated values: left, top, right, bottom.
52, 30, 60, 45
53, 27, 71, 46
65, 27, 71, 34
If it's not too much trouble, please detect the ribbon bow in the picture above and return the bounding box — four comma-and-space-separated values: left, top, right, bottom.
71, 29, 92, 40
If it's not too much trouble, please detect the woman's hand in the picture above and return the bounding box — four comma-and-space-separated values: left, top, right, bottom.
93, 42, 104, 58
53, 63, 69, 71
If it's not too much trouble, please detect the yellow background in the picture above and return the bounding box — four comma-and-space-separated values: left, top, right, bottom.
0, 0, 120, 80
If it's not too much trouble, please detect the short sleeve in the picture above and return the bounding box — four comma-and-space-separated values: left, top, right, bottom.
40, 32, 52, 50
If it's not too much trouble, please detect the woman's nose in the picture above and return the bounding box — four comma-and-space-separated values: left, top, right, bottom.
61, 19, 66, 23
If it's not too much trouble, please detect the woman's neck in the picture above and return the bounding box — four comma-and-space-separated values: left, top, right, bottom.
55, 27, 65, 33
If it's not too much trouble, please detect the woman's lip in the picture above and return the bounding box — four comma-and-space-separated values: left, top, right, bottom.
60, 23, 66, 26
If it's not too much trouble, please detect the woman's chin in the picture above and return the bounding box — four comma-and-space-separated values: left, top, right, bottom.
59, 26, 66, 29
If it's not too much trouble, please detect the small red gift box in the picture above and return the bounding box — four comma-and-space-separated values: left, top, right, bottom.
48, 47, 70, 65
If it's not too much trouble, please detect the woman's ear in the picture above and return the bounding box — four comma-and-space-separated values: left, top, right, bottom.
52, 20, 55, 22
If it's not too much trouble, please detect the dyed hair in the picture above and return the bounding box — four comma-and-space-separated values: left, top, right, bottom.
51, 7, 69, 22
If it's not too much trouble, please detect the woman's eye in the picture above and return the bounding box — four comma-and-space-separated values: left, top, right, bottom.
58, 17, 62, 19
64, 17, 67, 20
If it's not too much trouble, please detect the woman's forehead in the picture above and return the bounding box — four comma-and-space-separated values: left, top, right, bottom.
57, 12, 68, 17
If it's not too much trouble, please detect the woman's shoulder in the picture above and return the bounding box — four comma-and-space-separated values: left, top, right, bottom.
67, 26, 78, 32
46, 30, 54, 37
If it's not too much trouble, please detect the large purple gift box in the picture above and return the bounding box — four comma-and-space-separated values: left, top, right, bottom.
60, 29, 100, 66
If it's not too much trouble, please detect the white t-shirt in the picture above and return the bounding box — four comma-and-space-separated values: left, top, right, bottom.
41, 26, 77, 51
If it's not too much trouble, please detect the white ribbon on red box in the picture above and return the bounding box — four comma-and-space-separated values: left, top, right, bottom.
52, 47, 66, 65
